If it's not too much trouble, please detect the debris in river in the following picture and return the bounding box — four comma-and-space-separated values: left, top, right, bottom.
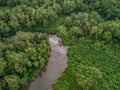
57, 50, 61, 56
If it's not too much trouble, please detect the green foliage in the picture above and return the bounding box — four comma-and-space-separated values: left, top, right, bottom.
90, 21, 120, 42
53, 38, 120, 90
5, 75, 20, 90
0, 32, 50, 90
0, 0, 120, 90
62, 0, 76, 14
0, 3, 58, 39
57, 11, 104, 45
0, 58, 6, 76
83, 0, 120, 20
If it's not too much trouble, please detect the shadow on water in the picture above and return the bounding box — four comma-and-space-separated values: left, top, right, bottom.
20, 35, 69, 90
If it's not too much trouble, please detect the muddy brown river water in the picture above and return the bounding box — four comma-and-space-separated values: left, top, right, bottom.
20, 35, 69, 90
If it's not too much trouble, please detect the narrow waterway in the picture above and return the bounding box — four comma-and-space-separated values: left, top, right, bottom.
20, 35, 69, 90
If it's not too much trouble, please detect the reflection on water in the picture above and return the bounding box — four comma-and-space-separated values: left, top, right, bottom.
20, 35, 68, 90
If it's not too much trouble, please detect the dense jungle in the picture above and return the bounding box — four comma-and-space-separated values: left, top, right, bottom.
0, 0, 120, 90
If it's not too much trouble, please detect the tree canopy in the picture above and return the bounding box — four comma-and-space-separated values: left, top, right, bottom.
0, 0, 120, 90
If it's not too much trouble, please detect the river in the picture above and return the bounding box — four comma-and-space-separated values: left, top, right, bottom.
20, 35, 69, 90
